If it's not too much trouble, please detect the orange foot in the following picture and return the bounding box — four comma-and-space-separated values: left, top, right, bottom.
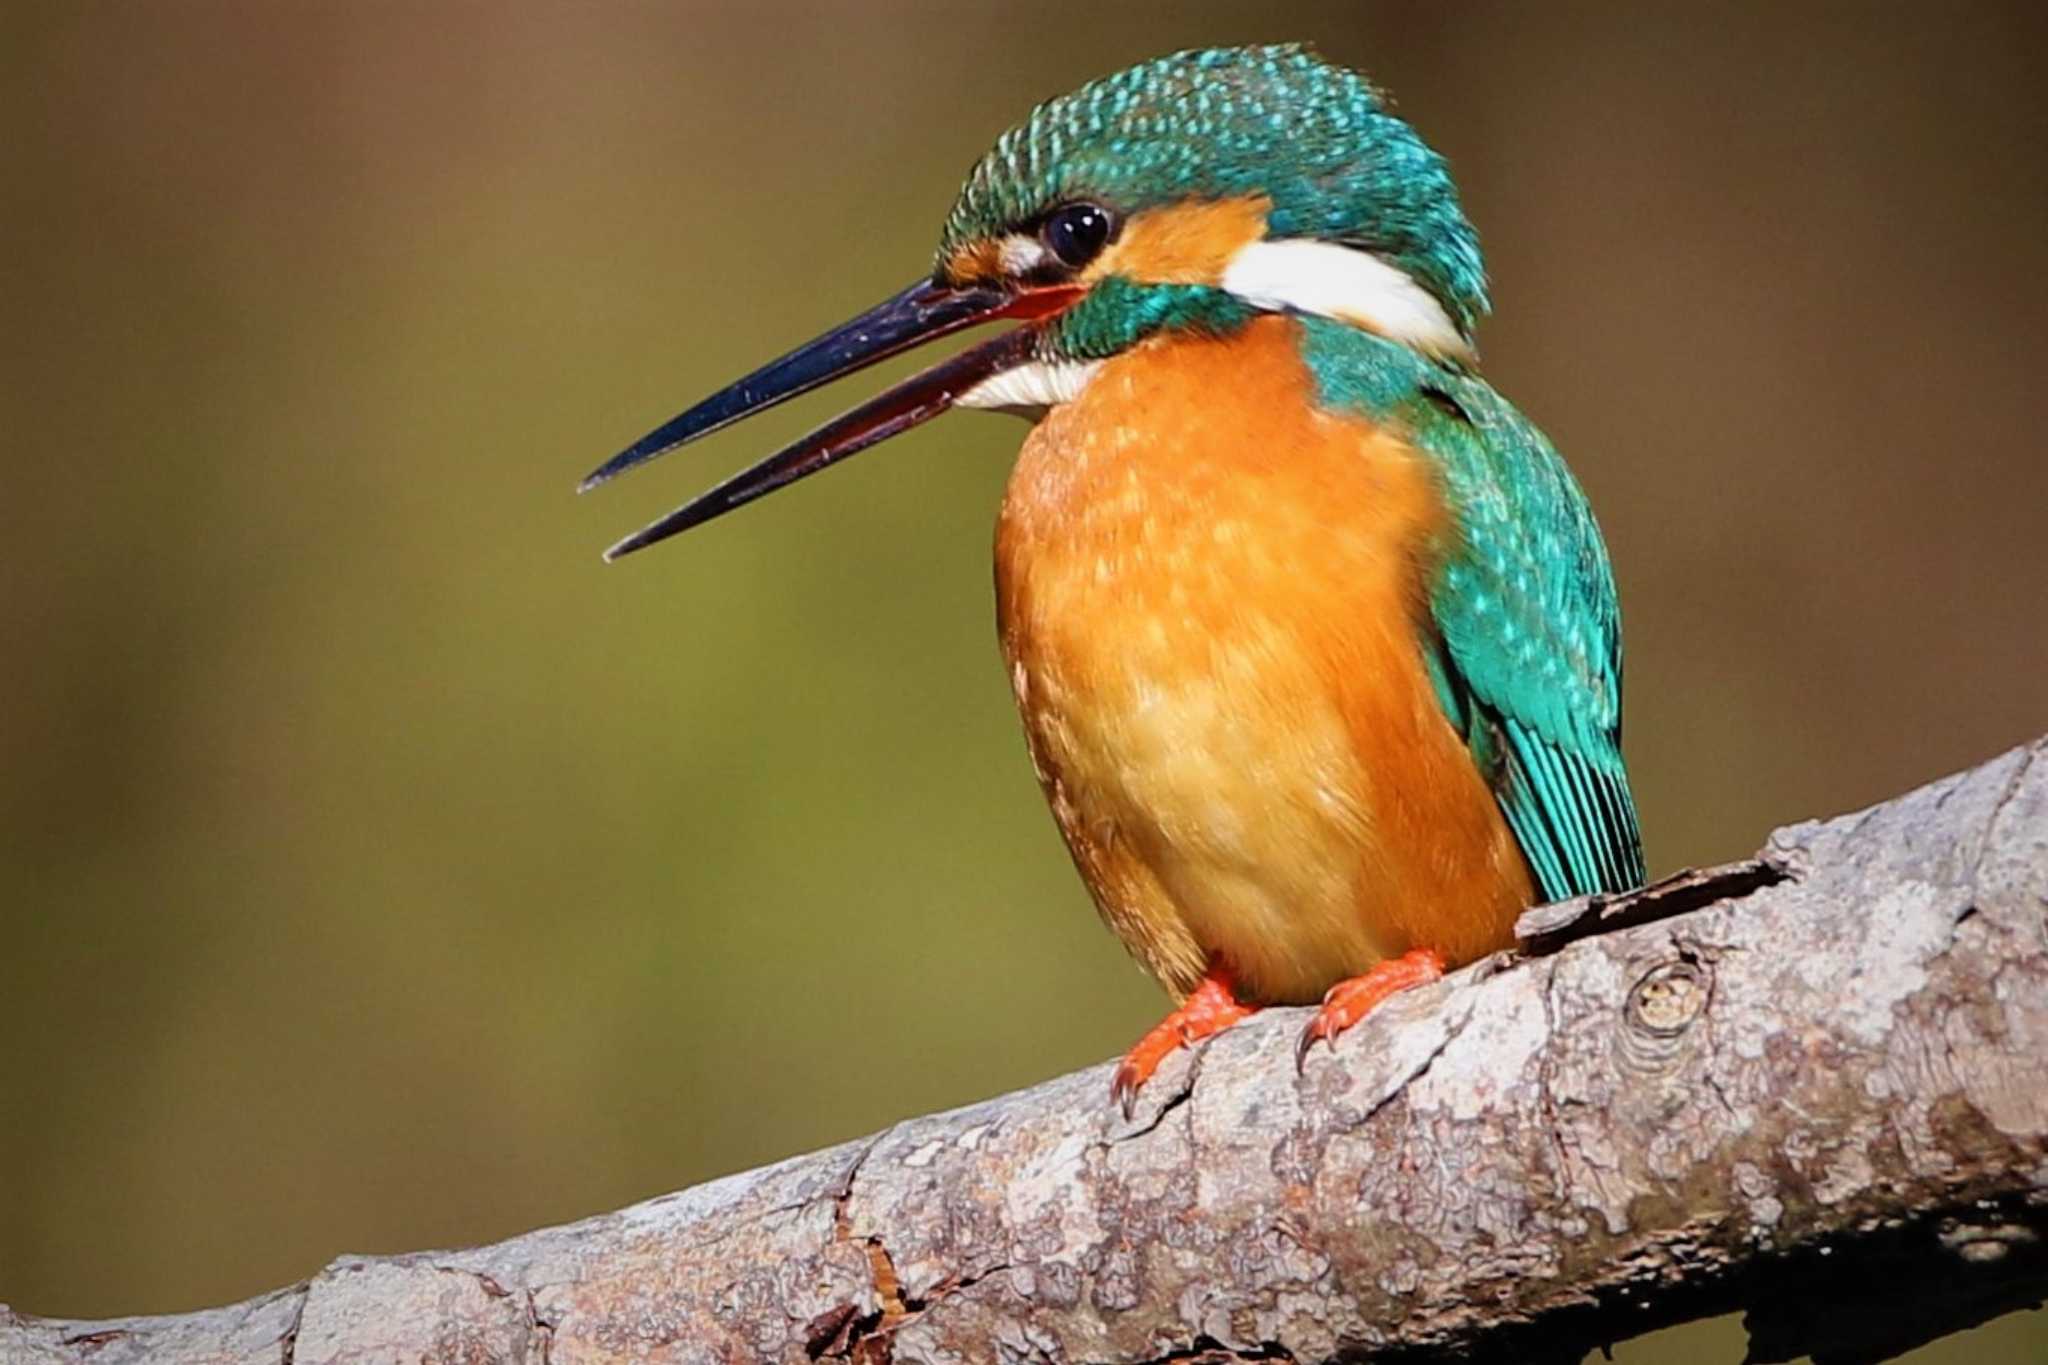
1111, 965, 1258, 1118
1295, 948, 1447, 1072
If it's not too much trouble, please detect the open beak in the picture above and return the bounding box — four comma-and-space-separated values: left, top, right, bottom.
583, 277, 1080, 561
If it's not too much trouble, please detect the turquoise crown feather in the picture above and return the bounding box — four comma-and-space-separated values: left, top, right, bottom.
939, 44, 1490, 341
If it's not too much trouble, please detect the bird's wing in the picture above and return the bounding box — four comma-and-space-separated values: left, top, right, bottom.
1300, 319, 1646, 900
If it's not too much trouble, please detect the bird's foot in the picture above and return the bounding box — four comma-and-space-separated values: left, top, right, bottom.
1111, 967, 1257, 1118
1295, 948, 1446, 1072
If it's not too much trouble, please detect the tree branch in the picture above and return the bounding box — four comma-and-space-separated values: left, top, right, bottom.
8, 738, 2046, 1365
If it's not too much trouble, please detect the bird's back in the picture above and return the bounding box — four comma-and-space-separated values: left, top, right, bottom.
1300, 316, 1646, 902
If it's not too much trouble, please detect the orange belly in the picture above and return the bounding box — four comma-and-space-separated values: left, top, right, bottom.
994, 316, 1534, 1004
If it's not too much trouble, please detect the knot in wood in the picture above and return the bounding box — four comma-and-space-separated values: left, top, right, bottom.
1612, 957, 1712, 1078
1627, 959, 1709, 1038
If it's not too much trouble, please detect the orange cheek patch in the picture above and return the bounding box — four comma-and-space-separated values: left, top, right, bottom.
943, 238, 1003, 286
1087, 195, 1271, 287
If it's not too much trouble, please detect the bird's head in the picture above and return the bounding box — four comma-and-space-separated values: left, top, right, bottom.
587, 43, 1486, 559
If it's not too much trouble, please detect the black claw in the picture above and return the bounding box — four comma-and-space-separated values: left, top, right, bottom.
1294, 1025, 1322, 1075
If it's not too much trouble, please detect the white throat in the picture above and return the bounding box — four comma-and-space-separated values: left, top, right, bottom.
957, 357, 1103, 417
1220, 238, 1471, 361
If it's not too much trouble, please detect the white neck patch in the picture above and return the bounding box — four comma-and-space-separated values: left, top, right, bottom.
1219, 239, 1471, 361
957, 357, 1103, 417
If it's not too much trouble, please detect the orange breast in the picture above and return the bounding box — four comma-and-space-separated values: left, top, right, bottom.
995, 315, 1533, 1005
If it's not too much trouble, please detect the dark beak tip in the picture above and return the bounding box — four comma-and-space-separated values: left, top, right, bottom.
582, 277, 985, 498
587, 274, 1078, 557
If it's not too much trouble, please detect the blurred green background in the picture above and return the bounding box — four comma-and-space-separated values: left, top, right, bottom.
4, 3, 2045, 1359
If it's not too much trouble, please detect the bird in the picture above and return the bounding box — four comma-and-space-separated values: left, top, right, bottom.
582, 44, 1646, 1115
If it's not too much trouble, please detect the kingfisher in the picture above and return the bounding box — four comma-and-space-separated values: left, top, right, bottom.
584, 44, 1645, 1114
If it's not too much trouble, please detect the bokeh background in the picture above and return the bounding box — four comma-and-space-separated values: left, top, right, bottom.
5, 3, 2045, 1359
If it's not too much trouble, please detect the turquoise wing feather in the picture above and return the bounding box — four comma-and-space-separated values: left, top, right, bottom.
1301, 318, 1646, 901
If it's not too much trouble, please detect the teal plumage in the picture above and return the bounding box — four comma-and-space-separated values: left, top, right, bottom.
1047, 278, 1254, 359
1300, 318, 1646, 899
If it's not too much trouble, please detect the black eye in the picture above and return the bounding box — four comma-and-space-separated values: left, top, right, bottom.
1040, 202, 1115, 269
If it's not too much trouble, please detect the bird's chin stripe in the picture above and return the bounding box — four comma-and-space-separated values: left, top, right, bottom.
1220, 239, 1471, 361
957, 358, 1103, 415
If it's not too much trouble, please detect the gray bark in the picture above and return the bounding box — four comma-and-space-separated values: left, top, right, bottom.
7, 738, 2046, 1365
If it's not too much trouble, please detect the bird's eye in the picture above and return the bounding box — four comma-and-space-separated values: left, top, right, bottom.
1040, 203, 1115, 269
